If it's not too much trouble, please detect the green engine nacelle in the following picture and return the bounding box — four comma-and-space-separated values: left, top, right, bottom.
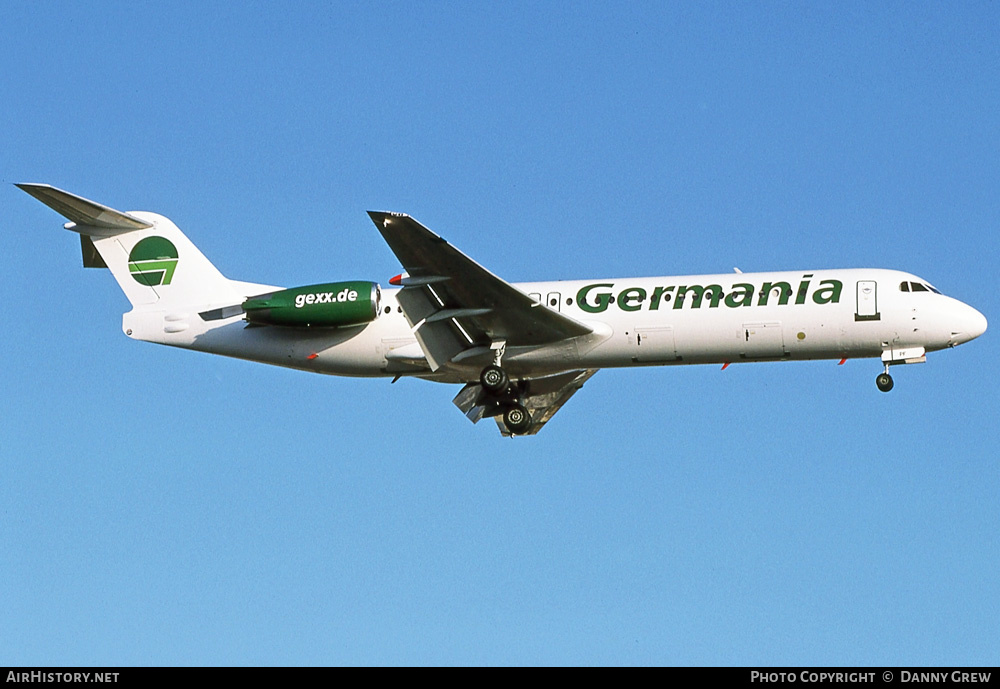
242, 281, 381, 328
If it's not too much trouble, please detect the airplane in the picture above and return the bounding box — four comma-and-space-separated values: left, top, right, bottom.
18, 183, 988, 436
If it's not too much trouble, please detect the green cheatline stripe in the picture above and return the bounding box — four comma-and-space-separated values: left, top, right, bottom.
129, 259, 177, 285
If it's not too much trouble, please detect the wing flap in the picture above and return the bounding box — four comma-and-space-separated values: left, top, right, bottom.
395, 282, 445, 324
413, 318, 472, 371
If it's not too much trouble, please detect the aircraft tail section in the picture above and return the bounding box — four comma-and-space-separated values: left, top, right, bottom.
18, 184, 241, 309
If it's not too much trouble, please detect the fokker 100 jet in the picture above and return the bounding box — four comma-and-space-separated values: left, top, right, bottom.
19, 184, 987, 436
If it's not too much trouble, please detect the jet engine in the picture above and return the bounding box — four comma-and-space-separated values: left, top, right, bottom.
242, 281, 381, 327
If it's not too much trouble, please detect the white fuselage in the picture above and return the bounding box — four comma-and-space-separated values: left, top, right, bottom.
123, 268, 987, 384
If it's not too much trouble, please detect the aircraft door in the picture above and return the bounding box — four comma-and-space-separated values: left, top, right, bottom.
634, 327, 678, 362
855, 280, 880, 321
741, 322, 785, 359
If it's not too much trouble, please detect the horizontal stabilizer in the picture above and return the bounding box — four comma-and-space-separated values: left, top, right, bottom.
16, 183, 153, 231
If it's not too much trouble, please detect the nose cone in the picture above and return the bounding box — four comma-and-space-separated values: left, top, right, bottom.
950, 303, 988, 345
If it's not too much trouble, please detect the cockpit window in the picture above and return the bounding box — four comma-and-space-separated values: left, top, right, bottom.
901, 280, 942, 294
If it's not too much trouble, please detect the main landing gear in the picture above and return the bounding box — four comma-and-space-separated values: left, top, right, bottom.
480, 364, 508, 394
480, 344, 532, 435
502, 402, 532, 435
876, 363, 894, 393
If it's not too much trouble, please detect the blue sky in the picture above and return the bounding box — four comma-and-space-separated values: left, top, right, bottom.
2, 2, 998, 666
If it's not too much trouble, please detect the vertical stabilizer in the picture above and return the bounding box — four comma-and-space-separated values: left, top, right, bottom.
19, 184, 240, 309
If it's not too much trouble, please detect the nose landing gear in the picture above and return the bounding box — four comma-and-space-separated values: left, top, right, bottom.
876, 364, 894, 392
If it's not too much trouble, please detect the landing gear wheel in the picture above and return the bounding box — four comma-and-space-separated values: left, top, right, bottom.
480, 364, 509, 394
876, 372, 894, 392
503, 404, 532, 435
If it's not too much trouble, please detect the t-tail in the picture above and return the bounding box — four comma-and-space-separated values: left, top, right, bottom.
17, 184, 242, 310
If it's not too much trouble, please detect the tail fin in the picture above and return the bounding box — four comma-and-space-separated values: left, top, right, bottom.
18, 184, 241, 309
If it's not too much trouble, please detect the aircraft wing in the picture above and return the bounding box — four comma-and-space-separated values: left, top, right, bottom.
452, 368, 599, 437
368, 212, 593, 370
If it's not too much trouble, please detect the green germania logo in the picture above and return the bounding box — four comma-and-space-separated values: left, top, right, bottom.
575, 276, 844, 313
128, 236, 178, 286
